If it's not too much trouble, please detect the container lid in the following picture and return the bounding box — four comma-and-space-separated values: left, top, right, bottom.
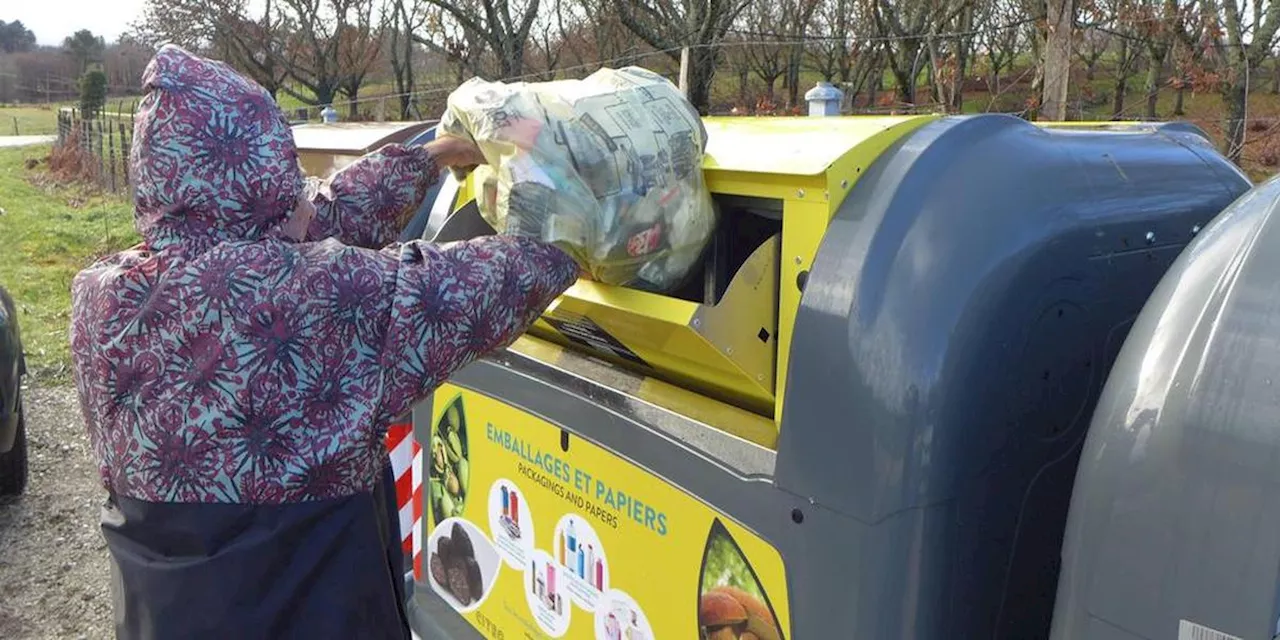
701, 116, 926, 176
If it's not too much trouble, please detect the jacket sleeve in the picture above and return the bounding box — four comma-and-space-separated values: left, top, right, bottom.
374, 235, 579, 424
304, 144, 440, 249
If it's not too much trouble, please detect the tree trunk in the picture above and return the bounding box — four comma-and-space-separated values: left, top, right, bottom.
786, 44, 804, 107
869, 60, 883, 107
1223, 80, 1248, 163
738, 68, 749, 108
1039, 0, 1074, 121
315, 87, 336, 108
893, 69, 914, 105
1111, 40, 1129, 119
392, 13, 415, 120
951, 7, 974, 112
1173, 84, 1185, 116
497, 37, 526, 78
686, 46, 717, 114
1143, 72, 1158, 119
1112, 76, 1127, 119
348, 92, 359, 118
1273, 58, 1280, 95
952, 48, 969, 112
1143, 48, 1162, 119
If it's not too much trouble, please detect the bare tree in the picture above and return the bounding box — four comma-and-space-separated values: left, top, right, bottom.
807, 0, 883, 107
413, 3, 487, 81
1110, 29, 1146, 117
784, 0, 822, 106
1203, 0, 1280, 162
722, 32, 755, 107
979, 0, 1024, 93
870, 0, 971, 106
386, 0, 423, 118
334, 0, 384, 116
1168, 2, 1210, 114
807, 0, 858, 83
526, 11, 566, 80
556, 0, 646, 70
1125, 0, 1196, 119
414, 0, 540, 78
613, 0, 752, 113
742, 0, 789, 104
1076, 25, 1112, 82
1039, 0, 1075, 120
134, 0, 291, 98
923, 0, 978, 111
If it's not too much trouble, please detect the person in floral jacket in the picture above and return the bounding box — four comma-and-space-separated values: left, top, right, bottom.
69, 45, 579, 639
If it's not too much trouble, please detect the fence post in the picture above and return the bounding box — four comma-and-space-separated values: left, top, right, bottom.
678, 47, 691, 99
93, 119, 103, 186
108, 120, 117, 193
119, 122, 130, 188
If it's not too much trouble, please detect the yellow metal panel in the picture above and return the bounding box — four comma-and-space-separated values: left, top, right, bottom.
508, 336, 778, 448
701, 116, 927, 176
533, 287, 777, 414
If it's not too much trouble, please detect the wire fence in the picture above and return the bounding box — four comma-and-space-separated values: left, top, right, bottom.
55, 104, 138, 193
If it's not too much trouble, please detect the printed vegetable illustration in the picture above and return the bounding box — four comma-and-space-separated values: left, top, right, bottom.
699, 590, 747, 640
429, 522, 485, 606
698, 520, 785, 640
698, 587, 780, 640
430, 397, 470, 525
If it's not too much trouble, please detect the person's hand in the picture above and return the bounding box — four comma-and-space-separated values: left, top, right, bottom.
425, 136, 486, 173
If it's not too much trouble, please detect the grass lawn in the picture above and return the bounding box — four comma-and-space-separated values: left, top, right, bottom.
0, 144, 137, 382
0, 105, 62, 136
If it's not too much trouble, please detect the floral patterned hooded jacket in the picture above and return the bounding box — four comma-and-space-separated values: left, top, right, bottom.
69, 45, 577, 639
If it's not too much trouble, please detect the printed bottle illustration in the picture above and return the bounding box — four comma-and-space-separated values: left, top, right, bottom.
499, 485, 522, 539
595, 590, 652, 640
487, 478, 534, 570
554, 515, 609, 610
525, 549, 570, 636
697, 519, 785, 640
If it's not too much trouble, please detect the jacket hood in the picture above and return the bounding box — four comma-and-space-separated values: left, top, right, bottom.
130, 44, 303, 252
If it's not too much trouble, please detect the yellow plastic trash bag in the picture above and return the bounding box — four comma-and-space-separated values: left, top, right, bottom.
439, 67, 716, 292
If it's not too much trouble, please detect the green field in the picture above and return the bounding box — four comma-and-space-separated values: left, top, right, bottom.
0, 105, 62, 136
0, 144, 137, 382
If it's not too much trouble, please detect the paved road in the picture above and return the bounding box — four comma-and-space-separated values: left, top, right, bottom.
0, 135, 54, 148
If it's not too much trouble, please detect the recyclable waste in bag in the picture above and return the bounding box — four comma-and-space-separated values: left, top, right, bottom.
440, 67, 717, 292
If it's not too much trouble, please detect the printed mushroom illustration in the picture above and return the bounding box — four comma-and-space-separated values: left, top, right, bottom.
704, 586, 782, 640
699, 590, 747, 639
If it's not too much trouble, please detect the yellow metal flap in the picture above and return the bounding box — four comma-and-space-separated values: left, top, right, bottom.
446, 115, 941, 433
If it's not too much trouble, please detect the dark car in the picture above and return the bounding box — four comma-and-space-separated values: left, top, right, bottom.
0, 285, 27, 496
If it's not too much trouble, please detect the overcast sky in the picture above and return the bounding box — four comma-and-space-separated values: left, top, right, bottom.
5, 1, 147, 46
